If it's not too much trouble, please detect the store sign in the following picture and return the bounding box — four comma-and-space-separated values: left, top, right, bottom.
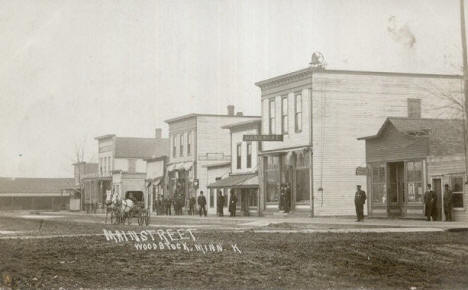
243, 135, 283, 142
355, 167, 368, 176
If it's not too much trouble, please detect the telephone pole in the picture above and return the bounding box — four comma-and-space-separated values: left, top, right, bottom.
460, 0, 468, 181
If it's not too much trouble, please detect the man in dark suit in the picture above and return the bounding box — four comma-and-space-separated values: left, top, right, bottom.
354, 185, 366, 222
229, 189, 238, 217
443, 184, 453, 221
424, 184, 434, 221
197, 191, 207, 217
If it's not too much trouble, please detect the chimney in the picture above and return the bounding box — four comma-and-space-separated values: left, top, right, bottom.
236, 112, 243, 116
407, 98, 421, 119
155, 128, 162, 139
227, 105, 235, 116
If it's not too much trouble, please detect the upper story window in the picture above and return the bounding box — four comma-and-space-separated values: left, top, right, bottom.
236, 143, 242, 169
282, 96, 288, 134
179, 134, 184, 157
295, 93, 302, 132
187, 131, 192, 156
247, 142, 252, 169
172, 135, 177, 158
269, 99, 275, 134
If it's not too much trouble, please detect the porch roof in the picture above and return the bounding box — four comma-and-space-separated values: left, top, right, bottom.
207, 173, 258, 189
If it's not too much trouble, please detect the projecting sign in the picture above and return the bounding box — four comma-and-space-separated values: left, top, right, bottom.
355, 167, 368, 176
243, 135, 283, 142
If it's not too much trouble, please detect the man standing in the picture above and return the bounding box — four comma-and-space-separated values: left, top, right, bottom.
443, 184, 453, 221
189, 195, 196, 216
229, 189, 238, 217
424, 184, 434, 221
284, 184, 291, 213
216, 190, 223, 216
197, 191, 207, 217
354, 185, 366, 222
219, 191, 225, 217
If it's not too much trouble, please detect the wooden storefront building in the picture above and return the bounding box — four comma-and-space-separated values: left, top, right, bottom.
358, 117, 467, 221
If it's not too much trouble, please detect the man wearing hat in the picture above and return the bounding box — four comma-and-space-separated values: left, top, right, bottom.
354, 185, 366, 222
424, 184, 438, 221
443, 184, 453, 221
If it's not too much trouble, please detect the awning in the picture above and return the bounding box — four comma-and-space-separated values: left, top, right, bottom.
167, 162, 193, 172
208, 173, 258, 189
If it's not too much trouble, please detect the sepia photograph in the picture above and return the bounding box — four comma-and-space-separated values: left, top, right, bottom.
1, 0, 468, 289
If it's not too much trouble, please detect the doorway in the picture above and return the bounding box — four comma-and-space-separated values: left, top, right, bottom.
432, 178, 442, 221
388, 162, 405, 217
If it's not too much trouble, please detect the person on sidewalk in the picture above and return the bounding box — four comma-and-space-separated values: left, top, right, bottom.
424, 184, 434, 221
218, 191, 225, 217
189, 195, 196, 216
216, 190, 223, 216
443, 184, 453, 221
229, 189, 238, 217
354, 185, 366, 222
197, 191, 207, 217
284, 184, 291, 213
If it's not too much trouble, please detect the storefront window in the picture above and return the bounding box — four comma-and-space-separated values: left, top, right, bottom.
371, 164, 386, 204
295, 151, 310, 202
249, 189, 258, 207
265, 156, 280, 202
407, 161, 423, 202
451, 176, 464, 208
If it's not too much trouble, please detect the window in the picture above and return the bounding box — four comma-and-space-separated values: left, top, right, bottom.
247, 142, 252, 169
99, 158, 103, 175
295, 93, 302, 132
128, 159, 136, 173
236, 143, 242, 169
179, 134, 184, 157
210, 189, 214, 208
295, 152, 310, 202
172, 135, 177, 158
187, 131, 192, 156
265, 156, 280, 202
249, 188, 258, 207
407, 161, 423, 202
269, 99, 275, 134
371, 164, 386, 204
281, 96, 288, 134
451, 176, 464, 208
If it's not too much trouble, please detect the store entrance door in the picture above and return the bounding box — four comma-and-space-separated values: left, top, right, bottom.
388, 162, 405, 217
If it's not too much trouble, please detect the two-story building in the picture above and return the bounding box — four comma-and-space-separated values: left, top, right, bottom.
164, 106, 259, 209
255, 64, 462, 216
208, 118, 261, 216
145, 155, 168, 214
94, 129, 169, 209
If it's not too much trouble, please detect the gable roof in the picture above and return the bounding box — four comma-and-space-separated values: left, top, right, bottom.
114, 137, 170, 159
0, 177, 75, 194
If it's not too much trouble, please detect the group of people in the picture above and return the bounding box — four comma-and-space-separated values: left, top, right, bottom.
424, 184, 453, 221
216, 189, 238, 217
353, 183, 455, 222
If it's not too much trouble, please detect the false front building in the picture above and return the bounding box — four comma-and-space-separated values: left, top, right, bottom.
255, 66, 461, 216
164, 106, 259, 210
359, 117, 467, 221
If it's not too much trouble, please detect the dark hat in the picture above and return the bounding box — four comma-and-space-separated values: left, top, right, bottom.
357, 185, 361, 187
427, 184, 431, 187
445, 184, 449, 187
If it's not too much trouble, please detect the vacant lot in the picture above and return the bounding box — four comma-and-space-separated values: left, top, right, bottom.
0, 216, 467, 289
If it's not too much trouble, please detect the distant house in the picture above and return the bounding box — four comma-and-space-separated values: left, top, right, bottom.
73, 162, 99, 211
92, 129, 169, 211
208, 118, 261, 216
0, 177, 74, 210
359, 117, 467, 221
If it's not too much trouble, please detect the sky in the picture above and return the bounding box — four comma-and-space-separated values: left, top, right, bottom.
0, 0, 464, 178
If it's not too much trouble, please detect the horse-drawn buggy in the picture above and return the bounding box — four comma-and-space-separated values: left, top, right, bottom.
105, 191, 150, 226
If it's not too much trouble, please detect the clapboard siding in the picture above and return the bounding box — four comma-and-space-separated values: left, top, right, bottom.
168, 118, 197, 164
311, 72, 461, 216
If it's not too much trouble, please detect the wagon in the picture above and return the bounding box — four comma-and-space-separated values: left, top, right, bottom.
106, 191, 150, 226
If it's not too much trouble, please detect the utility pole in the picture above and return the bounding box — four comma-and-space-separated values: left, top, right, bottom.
460, 0, 468, 182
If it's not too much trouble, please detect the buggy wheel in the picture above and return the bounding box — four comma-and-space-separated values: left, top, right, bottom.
138, 214, 143, 226
110, 211, 115, 224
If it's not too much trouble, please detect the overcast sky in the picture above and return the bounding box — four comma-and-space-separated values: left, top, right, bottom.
0, 0, 463, 178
